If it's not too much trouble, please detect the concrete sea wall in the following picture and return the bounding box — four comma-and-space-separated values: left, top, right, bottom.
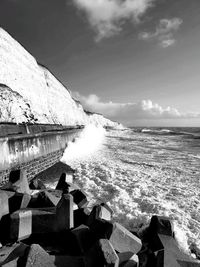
0, 125, 82, 185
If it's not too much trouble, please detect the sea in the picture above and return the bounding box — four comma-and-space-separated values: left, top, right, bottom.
47, 125, 200, 255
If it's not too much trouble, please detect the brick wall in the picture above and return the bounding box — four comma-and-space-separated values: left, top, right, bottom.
0, 148, 64, 186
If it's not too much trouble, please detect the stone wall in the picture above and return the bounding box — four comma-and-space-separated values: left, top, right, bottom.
0, 127, 82, 185
0, 149, 64, 186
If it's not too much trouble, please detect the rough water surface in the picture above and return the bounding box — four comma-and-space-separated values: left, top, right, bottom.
50, 126, 200, 254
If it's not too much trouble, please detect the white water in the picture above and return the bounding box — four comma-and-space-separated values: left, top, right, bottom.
61, 124, 106, 163
48, 126, 200, 257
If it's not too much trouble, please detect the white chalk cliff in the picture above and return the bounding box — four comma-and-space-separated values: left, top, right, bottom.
0, 28, 121, 128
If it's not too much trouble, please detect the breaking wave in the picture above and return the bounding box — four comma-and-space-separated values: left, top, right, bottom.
46, 126, 200, 257
61, 124, 106, 164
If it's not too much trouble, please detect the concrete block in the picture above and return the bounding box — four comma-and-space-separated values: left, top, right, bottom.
0, 190, 31, 218
177, 260, 200, 267
84, 239, 119, 267
28, 189, 62, 208
74, 208, 89, 228
119, 254, 139, 267
12, 170, 31, 195
25, 244, 55, 267
118, 252, 134, 264
72, 224, 95, 254
9, 194, 73, 241
10, 210, 33, 241
0, 242, 29, 266
0, 191, 9, 220
56, 193, 74, 230
100, 203, 114, 220
29, 179, 46, 190
109, 223, 142, 254
149, 216, 174, 237
154, 234, 200, 267
99, 239, 119, 267
56, 173, 70, 193
87, 204, 113, 226
89, 218, 113, 241
49, 255, 84, 267
44, 189, 62, 206
70, 189, 88, 208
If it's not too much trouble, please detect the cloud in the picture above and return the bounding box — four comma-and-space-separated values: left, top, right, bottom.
73, 92, 200, 124
72, 0, 155, 41
139, 18, 183, 47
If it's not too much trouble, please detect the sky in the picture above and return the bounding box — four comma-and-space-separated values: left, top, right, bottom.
0, 0, 200, 126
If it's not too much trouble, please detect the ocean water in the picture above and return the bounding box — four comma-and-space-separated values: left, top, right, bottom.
52, 125, 200, 254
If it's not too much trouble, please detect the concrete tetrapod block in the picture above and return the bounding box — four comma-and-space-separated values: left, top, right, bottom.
0, 190, 31, 219
154, 234, 200, 267
89, 218, 113, 241
56, 173, 70, 193
0, 191, 10, 220
118, 252, 134, 264
109, 223, 142, 254
29, 179, 46, 190
71, 224, 95, 254
28, 189, 62, 208
49, 255, 85, 267
99, 239, 119, 267
70, 189, 88, 208
0, 242, 29, 266
25, 244, 55, 267
74, 208, 89, 228
149, 216, 174, 237
9, 194, 74, 241
87, 203, 113, 227
119, 253, 139, 267
84, 239, 119, 267
12, 170, 31, 195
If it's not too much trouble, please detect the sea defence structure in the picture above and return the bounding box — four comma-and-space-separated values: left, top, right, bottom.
0, 123, 82, 185
0, 28, 120, 185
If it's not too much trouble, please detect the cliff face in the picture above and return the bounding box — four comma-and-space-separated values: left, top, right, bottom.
0, 28, 121, 128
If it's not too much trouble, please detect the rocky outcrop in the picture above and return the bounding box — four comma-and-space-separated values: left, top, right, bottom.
0, 28, 121, 128
0, 84, 37, 123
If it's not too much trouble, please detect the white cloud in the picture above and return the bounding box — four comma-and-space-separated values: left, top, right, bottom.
73, 0, 155, 41
73, 92, 200, 124
139, 18, 183, 47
